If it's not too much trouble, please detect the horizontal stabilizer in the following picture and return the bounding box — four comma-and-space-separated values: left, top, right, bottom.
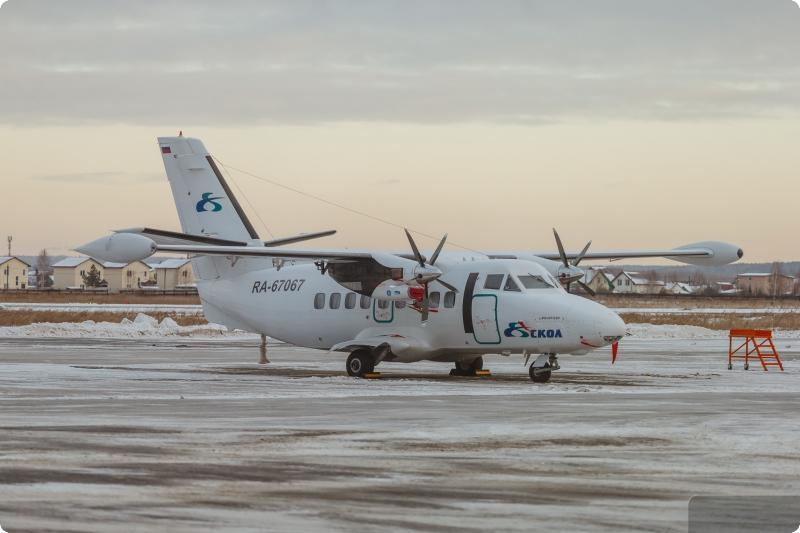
116, 227, 337, 249
115, 227, 247, 247
263, 230, 337, 247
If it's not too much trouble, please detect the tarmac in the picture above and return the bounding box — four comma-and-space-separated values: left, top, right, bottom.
0, 336, 798, 532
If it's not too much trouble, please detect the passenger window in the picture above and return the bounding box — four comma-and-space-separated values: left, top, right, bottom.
444, 291, 456, 308
360, 295, 371, 309
314, 293, 325, 309
484, 274, 504, 290
345, 293, 356, 309
429, 291, 441, 308
377, 299, 390, 309
330, 293, 341, 309
504, 276, 521, 292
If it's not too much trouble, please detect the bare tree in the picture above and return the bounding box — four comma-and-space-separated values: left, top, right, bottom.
771, 262, 782, 298
36, 249, 53, 288
691, 270, 708, 287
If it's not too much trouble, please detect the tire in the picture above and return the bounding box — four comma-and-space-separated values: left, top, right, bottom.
529, 362, 552, 383
454, 357, 483, 376
346, 350, 374, 377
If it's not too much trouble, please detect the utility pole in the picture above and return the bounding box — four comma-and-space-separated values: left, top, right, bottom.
5, 235, 10, 290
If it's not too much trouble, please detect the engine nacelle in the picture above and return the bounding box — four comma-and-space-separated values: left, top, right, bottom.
75, 233, 157, 263
373, 283, 425, 302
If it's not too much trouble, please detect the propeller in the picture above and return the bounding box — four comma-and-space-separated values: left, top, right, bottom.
404, 229, 457, 321
552, 228, 596, 297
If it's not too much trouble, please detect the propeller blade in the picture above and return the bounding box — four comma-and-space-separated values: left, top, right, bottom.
573, 240, 592, 266
434, 278, 459, 293
611, 342, 619, 364
552, 228, 569, 268
577, 281, 596, 297
404, 228, 425, 267
429, 233, 448, 266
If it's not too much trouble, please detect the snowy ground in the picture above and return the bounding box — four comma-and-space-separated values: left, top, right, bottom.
0, 303, 204, 314
0, 321, 798, 532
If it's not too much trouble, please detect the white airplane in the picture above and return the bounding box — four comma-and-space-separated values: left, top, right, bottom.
77, 135, 744, 382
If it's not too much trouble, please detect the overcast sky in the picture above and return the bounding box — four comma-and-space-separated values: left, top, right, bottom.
1, 0, 799, 261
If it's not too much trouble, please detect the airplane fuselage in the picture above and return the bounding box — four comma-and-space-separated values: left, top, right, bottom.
198, 257, 626, 363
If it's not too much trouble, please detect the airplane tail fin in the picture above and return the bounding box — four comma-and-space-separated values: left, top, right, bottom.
157, 135, 259, 243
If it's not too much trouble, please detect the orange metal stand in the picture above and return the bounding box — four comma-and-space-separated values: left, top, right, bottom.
728, 329, 784, 371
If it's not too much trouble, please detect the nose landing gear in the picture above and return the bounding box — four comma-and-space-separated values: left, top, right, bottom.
529, 354, 559, 383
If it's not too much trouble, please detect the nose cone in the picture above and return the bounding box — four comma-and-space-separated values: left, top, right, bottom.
570, 296, 626, 348
599, 311, 626, 344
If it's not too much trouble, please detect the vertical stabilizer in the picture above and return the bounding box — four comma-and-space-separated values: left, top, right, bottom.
158, 136, 259, 242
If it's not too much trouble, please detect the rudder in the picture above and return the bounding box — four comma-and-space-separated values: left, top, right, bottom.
158, 135, 259, 242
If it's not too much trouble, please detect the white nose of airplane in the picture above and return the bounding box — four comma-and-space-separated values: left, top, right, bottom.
570, 296, 626, 348
598, 311, 626, 345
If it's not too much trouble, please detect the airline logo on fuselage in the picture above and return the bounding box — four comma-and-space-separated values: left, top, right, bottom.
196, 192, 224, 212
504, 321, 562, 339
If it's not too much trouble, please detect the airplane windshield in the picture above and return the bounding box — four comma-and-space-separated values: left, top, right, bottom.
517, 274, 556, 289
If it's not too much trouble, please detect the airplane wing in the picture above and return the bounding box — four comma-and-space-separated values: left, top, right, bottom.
489, 241, 744, 266
155, 244, 373, 262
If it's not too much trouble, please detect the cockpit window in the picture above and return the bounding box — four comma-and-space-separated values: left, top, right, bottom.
484, 274, 505, 290
504, 276, 521, 292
518, 274, 556, 289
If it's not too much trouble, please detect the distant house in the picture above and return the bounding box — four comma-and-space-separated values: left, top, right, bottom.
52, 257, 152, 292
581, 267, 615, 294
610, 271, 664, 295
662, 281, 697, 295
103, 260, 152, 291
52, 257, 107, 289
713, 281, 739, 295
735, 273, 795, 296
0, 256, 31, 289
149, 258, 195, 290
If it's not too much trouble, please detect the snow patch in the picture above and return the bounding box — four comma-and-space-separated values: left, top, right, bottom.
625, 323, 724, 339
0, 313, 256, 339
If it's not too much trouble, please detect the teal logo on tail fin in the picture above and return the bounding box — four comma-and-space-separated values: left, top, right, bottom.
196, 192, 223, 212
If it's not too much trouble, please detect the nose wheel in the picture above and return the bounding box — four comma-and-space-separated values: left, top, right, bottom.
528, 354, 558, 383
529, 363, 552, 383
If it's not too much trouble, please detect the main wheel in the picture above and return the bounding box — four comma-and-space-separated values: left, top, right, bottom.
452, 357, 483, 376
346, 350, 374, 377
529, 362, 552, 383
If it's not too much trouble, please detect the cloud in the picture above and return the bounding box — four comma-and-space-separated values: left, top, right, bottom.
0, 0, 799, 125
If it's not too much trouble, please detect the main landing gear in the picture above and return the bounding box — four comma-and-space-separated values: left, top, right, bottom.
450, 357, 484, 377
529, 354, 559, 383
346, 349, 375, 377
